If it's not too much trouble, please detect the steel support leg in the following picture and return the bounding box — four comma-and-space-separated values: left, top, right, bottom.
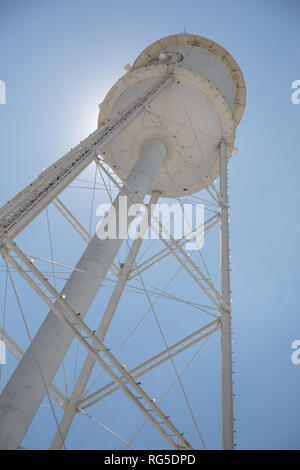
219, 142, 233, 450
1, 245, 191, 450
0, 141, 167, 450
50, 192, 160, 449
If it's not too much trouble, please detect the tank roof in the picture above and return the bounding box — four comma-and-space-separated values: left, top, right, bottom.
132, 33, 246, 126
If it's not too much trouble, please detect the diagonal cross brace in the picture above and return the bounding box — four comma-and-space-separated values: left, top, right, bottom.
79, 319, 220, 410
96, 157, 227, 311
50, 192, 160, 449
2, 241, 192, 450
128, 214, 219, 280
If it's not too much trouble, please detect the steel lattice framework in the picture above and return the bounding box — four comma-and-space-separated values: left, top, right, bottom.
0, 33, 246, 450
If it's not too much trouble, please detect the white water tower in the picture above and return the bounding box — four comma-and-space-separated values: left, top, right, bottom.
0, 33, 246, 450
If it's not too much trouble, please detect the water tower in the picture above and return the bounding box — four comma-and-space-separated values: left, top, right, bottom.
0, 33, 246, 450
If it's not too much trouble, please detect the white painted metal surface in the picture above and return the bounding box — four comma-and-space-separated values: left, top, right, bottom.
98, 33, 245, 197
220, 141, 234, 449
2, 241, 192, 450
132, 33, 246, 125
0, 74, 171, 242
0, 141, 167, 450
79, 319, 220, 410
50, 191, 160, 449
0, 32, 246, 450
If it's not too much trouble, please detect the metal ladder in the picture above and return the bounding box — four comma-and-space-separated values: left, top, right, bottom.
0, 73, 172, 242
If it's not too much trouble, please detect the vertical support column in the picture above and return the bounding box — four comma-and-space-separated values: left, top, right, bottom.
50, 191, 160, 449
0, 141, 167, 450
219, 141, 233, 450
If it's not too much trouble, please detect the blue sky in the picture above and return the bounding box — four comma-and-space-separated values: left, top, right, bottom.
0, 0, 300, 450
